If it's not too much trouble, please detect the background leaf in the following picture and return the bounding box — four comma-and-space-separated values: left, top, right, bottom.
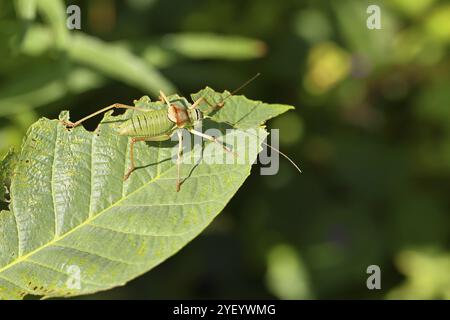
68, 33, 176, 96
160, 33, 267, 60
13, 0, 37, 21
0, 65, 105, 117
36, 0, 68, 49
0, 90, 292, 299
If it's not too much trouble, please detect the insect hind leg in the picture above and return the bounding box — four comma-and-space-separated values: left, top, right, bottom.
190, 96, 224, 112
124, 137, 147, 181
62, 103, 150, 129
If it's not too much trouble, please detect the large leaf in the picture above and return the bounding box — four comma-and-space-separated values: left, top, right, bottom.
0, 90, 294, 299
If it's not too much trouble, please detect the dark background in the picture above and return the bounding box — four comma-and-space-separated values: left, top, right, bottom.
1, 0, 449, 299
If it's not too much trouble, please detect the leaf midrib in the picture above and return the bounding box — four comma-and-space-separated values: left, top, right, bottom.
0, 119, 260, 295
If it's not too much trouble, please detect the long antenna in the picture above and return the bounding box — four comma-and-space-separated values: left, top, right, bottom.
261, 140, 302, 174
216, 73, 261, 108
218, 119, 302, 174
230, 73, 261, 96
202, 73, 302, 174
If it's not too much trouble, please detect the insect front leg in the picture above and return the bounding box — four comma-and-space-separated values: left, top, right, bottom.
188, 129, 236, 156
190, 96, 222, 111
62, 103, 151, 129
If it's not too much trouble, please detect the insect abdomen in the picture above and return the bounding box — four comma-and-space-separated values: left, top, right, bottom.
118, 110, 175, 137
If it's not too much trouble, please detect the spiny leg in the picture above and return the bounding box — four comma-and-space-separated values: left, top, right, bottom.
176, 130, 183, 192
188, 129, 236, 155
124, 137, 148, 181
63, 103, 150, 128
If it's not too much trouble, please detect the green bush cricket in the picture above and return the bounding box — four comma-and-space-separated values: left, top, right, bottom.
62, 74, 301, 191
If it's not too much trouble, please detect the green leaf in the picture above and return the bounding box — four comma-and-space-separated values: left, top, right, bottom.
14, 0, 37, 21
0, 210, 21, 299
0, 66, 105, 117
69, 33, 176, 96
0, 90, 293, 299
192, 87, 295, 129
36, 0, 68, 49
17, 25, 176, 97
160, 33, 267, 60
19, 24, 53, 56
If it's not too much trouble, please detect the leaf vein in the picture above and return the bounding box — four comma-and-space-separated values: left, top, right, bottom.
118, 198, 220, 208
53, 243, 139, 266
89, 221, 199, 237
26, 259, 106, 287
0, 162, 174, 275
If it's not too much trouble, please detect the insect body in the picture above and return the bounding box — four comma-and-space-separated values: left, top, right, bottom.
118, 109, 176, 138
118, 101, 202, 137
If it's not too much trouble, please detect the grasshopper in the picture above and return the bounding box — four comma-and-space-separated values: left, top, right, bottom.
63, 74, 301, 191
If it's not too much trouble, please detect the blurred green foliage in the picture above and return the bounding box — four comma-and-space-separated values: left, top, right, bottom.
0, 0, 449, 299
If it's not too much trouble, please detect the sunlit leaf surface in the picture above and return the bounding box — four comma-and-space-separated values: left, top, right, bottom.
0, 90, 293, 299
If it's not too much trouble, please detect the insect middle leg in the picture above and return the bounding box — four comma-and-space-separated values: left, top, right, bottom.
190, 96, 224, 111
124, 136, 149, 181
124, 133, 171, 181
63, 103, 150, 128
188, 129, 235, 155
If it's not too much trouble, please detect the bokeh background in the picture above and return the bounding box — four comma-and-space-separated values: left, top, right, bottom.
1, 0, 450, 299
